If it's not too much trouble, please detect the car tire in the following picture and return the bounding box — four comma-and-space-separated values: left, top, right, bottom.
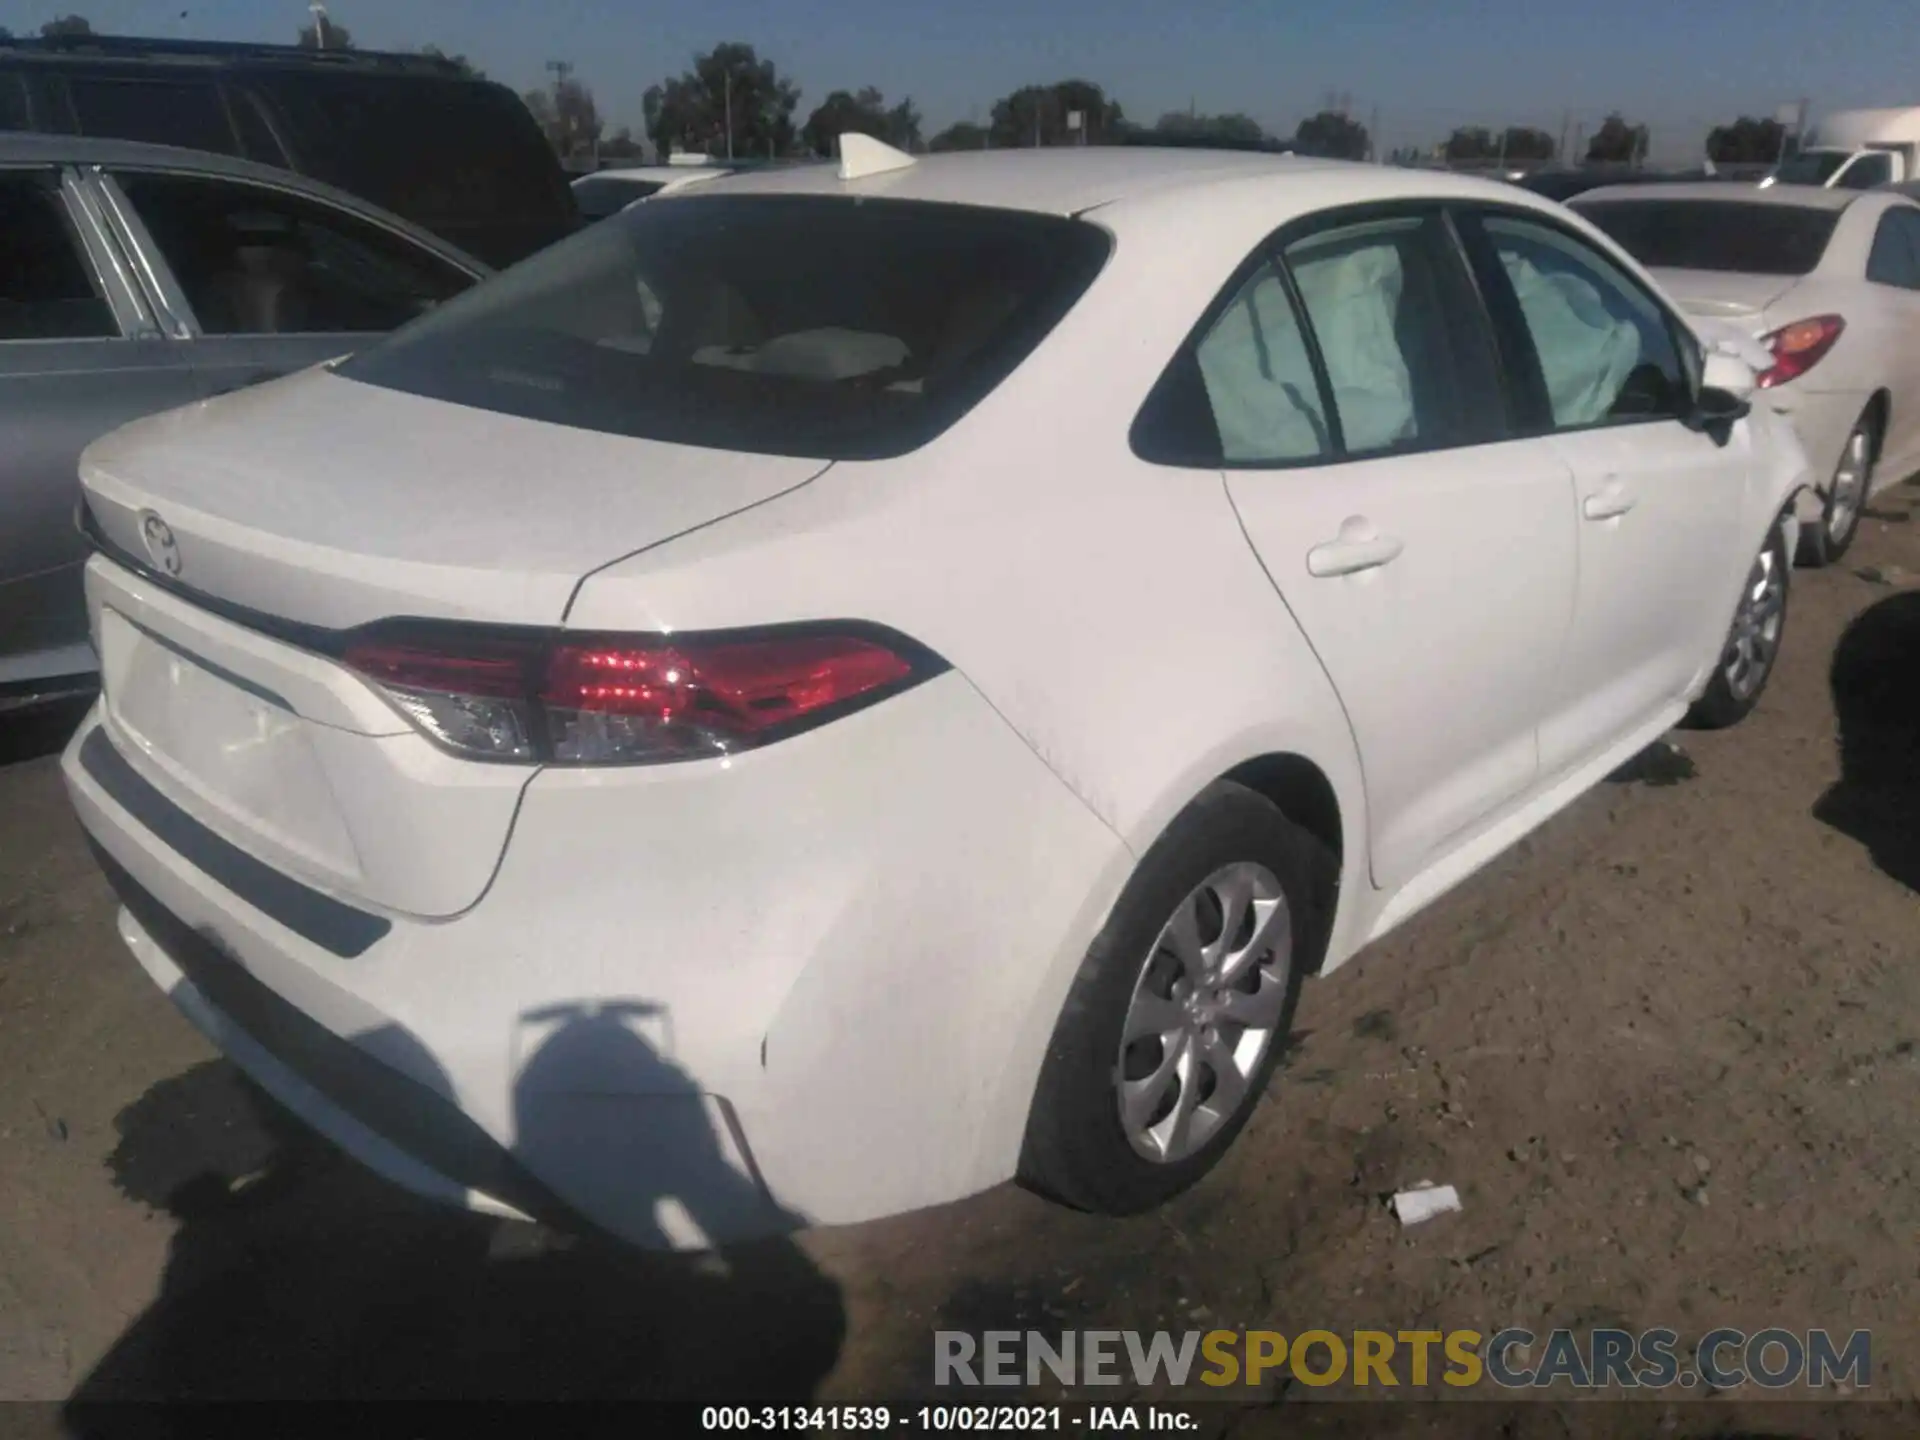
1017, 781, 1334, 1216
1797, 410, 1877, 568
1686, 520, 1791, 730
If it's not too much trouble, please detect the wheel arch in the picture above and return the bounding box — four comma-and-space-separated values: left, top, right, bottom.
1864, 388, 1891, 460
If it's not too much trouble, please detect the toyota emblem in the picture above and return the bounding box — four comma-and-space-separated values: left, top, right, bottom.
139, 510, 182, 577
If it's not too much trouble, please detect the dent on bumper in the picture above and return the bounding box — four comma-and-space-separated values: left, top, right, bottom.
65, 671, 1130, 1247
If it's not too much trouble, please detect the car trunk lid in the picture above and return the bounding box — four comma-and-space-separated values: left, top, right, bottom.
80, 364, 828, 633
1647, 268, 1800, 327
78, 366, 826, 921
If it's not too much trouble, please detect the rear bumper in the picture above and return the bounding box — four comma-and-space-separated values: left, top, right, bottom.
1762, 385, 1870, 524
63, 670, 1127, 1248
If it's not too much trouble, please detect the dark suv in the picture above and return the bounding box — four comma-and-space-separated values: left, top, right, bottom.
0, 34, 578, 266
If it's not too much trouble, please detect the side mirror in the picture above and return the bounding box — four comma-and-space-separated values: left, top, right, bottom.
1686, 349, 1755, 437
1701, 348, 1758, 403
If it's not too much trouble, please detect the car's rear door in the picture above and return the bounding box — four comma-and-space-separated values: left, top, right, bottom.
1455, 206, 1749, 777
87, 166, 481, 398
1196, 205, 1580, 892
1863, 205, 1920, 479
0, 164, 200, 691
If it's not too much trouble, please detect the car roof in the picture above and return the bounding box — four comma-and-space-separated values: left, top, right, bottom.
702, 146, 1537, 218
0, 128, 307, 179
576, 166, 727, 184
1572, 180, 1860, 211
0, 131, 488, 269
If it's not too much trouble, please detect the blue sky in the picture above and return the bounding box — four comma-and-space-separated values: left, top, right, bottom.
5, 0, 1917, 159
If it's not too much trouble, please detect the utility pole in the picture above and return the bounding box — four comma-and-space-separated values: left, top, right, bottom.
546, 59, 573, 162
1558, 110, 1570, 166
724, 68, 734, 161
308, 0, 329, 49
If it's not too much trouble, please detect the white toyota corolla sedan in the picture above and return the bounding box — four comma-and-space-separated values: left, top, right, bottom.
63, 142, 1812, 1249
1572, 182, 1920, 566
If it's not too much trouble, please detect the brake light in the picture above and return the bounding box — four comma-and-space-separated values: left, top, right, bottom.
343, 622, 940, 765
1756, 315, 1845, 389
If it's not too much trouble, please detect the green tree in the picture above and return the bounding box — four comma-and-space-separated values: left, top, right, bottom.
1294, 109, 1369, 160
296, 15, 352, 49
419, 44, 484, 79
988, 80, 1124, 147
1586, 112, 1649, 165
928, 121, 989, 152
1501, 126, 1556, 163
644, 43, 802, 160
599, 126, 644, 161
1443, 126, 1499, 163
40, 14, 93, 37
1707, 115, 1788, 164
802, 87, 922, 156
524, 77, 602, 162
1151, 111, 1270, 147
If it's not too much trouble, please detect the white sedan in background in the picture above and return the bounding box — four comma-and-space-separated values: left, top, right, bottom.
1573, 182, 1920, 565
63, 143, 1811, 1249
570, 160, 732, 222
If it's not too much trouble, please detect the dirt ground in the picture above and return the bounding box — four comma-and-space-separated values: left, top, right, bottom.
1, 483, 1916, 1436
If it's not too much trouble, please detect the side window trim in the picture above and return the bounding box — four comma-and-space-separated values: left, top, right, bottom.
1454, 202, 1697, 437
90, 169, 201, 339
1263, 246, 1347, 457
1131, 198, 1515, 471
1436, 206, 1529, 435
0, 164, 141, 344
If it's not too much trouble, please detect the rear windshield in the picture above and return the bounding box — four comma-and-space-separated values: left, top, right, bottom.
337, 194, 1114, 460
571, 175, 664, 221
1572, 199, 1840, 275
260, 72, 569, 224
1774, 151, 1849, 185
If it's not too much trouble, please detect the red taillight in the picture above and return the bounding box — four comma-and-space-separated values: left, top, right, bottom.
343, 623, 937, 765
1756, 315, 1845, 389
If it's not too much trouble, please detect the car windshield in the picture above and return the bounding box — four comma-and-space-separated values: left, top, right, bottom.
337, 194, 1113, 460
1571, 199, 1840, 275
572, 175, 665, 221
1774, 151, 1850, 185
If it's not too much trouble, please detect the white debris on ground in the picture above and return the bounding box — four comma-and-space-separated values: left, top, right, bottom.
1392, 1181, 1463, 1226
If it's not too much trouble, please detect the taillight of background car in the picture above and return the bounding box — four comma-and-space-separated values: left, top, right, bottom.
343, 622, 944, 765
1756, 315, 1845, 389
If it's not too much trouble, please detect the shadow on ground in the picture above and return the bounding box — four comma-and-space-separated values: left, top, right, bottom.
0, 694, 94, 770
60, 1001, 846, 1414
1815, 589, 1920, 894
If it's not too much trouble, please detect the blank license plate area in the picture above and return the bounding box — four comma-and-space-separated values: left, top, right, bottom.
97, 605, 361, 878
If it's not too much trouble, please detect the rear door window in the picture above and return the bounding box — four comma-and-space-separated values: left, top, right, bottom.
337, 194, 1113, 459
67, 74, 240, 155
1282, 214, 1505, 457
112, 171, 475, 336
0, 69, 32, 130
1866, 211, 1920, 289
0, 171, 118, 340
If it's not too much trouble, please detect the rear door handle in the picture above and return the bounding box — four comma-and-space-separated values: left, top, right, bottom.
1306, 520, 1405, 578
1582, 484, 1638, 521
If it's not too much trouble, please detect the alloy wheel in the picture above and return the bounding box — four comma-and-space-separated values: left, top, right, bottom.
1827, 426, 1871, 549
1115, 862, 1292, 1164
1723, 540, 1787, 702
